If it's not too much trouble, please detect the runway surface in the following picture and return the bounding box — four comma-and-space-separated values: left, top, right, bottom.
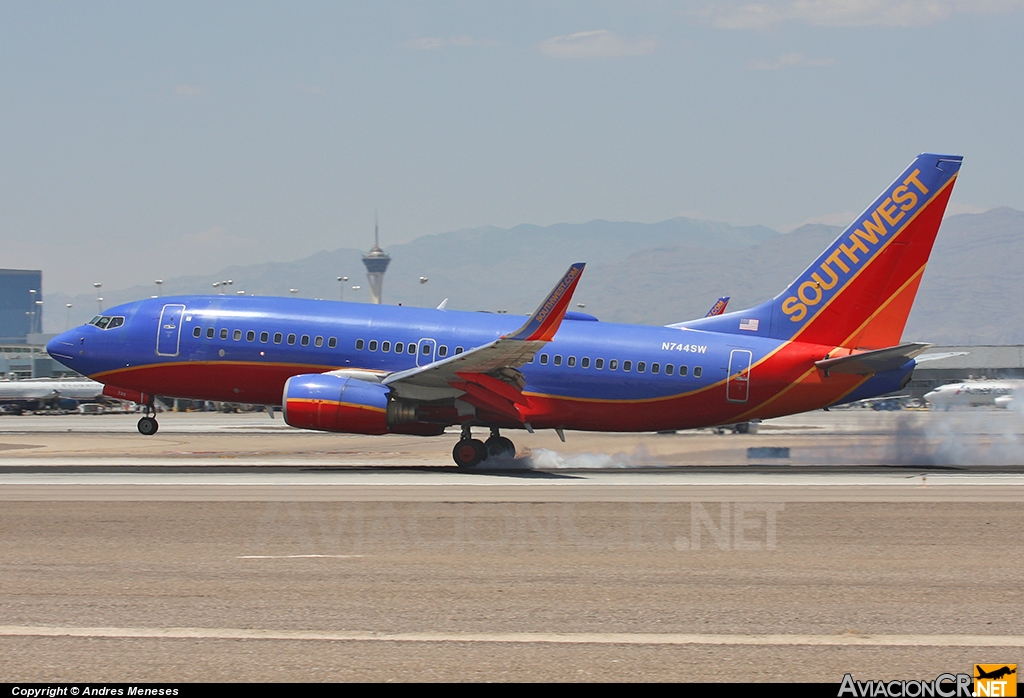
2, 410, 1022, 681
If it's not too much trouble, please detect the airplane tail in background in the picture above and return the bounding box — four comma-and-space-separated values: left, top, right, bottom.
683, 153, 962, 349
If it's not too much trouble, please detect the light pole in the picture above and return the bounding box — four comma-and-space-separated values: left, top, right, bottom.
155, 279, 163, 297
337, 276, 348, 301
418, 276, 428, 306
28, 290, 36, 333
35, 300, 43, 334
65, 303, 73, 331
93, 283, 102, 312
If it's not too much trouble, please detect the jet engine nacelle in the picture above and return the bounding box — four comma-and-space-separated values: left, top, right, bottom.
283, 374, 389, 434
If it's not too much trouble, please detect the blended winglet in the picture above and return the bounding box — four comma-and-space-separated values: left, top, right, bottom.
705, 297, 730, 317
504, 263, 586, 342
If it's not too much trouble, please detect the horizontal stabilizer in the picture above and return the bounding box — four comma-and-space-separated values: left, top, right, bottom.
914, 351, 970, 364
815, 342, 933, 375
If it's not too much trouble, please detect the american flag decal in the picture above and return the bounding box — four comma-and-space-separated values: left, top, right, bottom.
739, 318, 759, 331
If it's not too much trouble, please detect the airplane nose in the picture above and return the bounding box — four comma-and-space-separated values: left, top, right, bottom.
46, 330, 79, 362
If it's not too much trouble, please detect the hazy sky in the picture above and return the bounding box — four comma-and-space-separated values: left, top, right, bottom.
3, 1, 1023, 296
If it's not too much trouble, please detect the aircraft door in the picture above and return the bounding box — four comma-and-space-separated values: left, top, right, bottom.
726, 349, 753, 403
416, 338, 436, 366
156, 304, 186, 357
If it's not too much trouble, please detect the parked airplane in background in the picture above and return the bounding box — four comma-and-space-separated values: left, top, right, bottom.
924, 380, 1022, 410
0, 377, 105, 413
47, 153, 962, 466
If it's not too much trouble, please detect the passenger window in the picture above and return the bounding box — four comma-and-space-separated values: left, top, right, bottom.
455, 346, 464, 354
246, 330, 255, 342
207, 328, 215, 339
679, 365, 688, 376
260, 332, 269, 343
595, 358, 604, 370
368, 340, 378, 351
438, 345, 448, 357
694, 366, 703, 378
274, 333, 283, 344
652, 363, 660, 374
233, 330, 242, 341
301, 335, 310, 346
394, 342, 403, 353
554, 355, 562, 366
328, 337, 337, 348
581, 357, 590, 368
637, 362, 646, 373
422, 344, 430, 354
220, 329, 228, 340
355, 339, 364, 350
288, 334, 296, 345
315, 336, 324, 347
665, 364, 674, 376
193, 327, 201, 338
382, 341, 391, 352
609, 359, 618, 370
408, 344, 416, 354
623, 360, 632, 372
567, 356, 576, 367
540, 354, 548, 365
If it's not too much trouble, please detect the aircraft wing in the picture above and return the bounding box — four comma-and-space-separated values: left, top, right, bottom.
381, 263, 585, 413
815, 342, 932, 375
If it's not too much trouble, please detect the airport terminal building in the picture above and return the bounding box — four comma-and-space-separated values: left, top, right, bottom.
0, 269, 43, 344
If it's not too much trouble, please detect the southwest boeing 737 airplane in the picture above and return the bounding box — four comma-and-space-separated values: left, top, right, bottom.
47, 153, 962, 466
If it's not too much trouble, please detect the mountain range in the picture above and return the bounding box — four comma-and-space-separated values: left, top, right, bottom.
43, 207, 1024, 346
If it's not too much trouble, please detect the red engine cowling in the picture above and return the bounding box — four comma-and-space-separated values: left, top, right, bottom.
283, 374, 389, 434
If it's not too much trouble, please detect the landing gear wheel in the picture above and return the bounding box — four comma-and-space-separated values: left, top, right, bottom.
485, 436, 515, 458
453, 439, 487, 468
137, 416, 159, 436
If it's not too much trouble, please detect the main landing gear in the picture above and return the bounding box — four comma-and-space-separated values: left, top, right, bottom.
452, 426, 516, 468
137, 397, 159, 436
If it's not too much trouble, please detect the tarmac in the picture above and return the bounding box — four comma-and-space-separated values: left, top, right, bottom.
1, 409, 1022, 681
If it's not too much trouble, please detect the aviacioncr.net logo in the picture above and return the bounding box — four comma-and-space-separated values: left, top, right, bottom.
838, 673, 973, 697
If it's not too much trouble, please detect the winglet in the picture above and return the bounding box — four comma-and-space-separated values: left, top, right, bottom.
705, 297, 730, 317
503, 263, 586, 342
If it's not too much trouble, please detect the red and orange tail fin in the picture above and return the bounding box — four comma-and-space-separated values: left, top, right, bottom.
770, 153, 962, 349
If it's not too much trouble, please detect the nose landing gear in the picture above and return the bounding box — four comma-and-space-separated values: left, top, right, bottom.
452, 426, 516, 468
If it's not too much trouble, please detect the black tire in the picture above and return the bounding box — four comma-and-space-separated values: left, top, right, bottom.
137, 416, 159, 436
453, 439, 487, 468
485, 436, 515, 458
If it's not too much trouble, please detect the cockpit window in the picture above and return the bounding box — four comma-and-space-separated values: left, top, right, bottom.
89, 315, 125, 330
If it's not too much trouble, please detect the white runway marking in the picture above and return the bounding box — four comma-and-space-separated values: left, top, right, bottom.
2, 626, 1023, 647
236, 554, 364, 559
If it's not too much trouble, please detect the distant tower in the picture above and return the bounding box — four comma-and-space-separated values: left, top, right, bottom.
362, 212, 391, 304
